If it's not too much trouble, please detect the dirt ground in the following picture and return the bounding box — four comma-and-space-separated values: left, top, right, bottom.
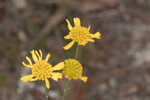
0, 0, 150, 100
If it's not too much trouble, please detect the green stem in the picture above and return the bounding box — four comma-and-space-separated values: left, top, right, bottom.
45, 88, 49, 100
42, 81, 49, 100
61, 45, 79, 100
75, 45, 79, 59
62, 80, 70, 100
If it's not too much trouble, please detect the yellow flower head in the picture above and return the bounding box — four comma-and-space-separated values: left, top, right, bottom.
20, 50, 64, 89
64, 17, 101, 50
63, 59, 88, 82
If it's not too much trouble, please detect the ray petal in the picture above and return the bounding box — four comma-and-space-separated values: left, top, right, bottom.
22, 61, 32, 68
45, 53, 51, 62
63, 40, 75, 50
79, 41, 88, 46
30, 77, 38, 81
51, 72, 62, 81
45, 78, 50, 89
88, 39, 95, 43
39, 49, 43, 59
31, 50, 38, 62
66, 19, 73, 31
35, 50, 41, 60
64, 34, 71, 39
87, 26, 91, 31
52, 62, 64, 71
80, 76, 88, 83
21, 75, 33, 82
26, 56, 32, 65
73, 17, 81, 27
90, 32, 101, 39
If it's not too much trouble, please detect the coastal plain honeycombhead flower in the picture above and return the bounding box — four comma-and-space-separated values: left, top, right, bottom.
20, 50, 64, 89
63, 59, 88, 82
64, 17, 101, 50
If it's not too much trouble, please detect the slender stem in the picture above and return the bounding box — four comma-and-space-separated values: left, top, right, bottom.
75, 45, 79, 59
42, 81, 49, 100
62, 80, 70, 100
61, 45, 79, 100
45, 88, 49, 100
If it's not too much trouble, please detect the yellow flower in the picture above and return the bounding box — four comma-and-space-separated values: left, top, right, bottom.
63, 59, 88, 82
20, 50, 64, 89
64, 17, 101, 50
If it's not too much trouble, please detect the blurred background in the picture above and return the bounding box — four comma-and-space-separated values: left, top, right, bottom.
1, 0, 150, 100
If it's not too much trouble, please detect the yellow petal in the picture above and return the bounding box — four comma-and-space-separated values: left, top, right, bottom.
39, 49, 43, 59
88, 39, 95, 43
91, 32, 101, 39
64, 34, 71, 39
26, 56, 32, 65
21, 75, 33, 82
73, 17, 81, 27
64, 75, 71, 80
51, 72, 62, 81
52, 62, 64, 71
66, 19, 72, 31
35, 50, 41, 60
45, 78, 50, 89
79, 41, 88, 46
30, 77, 38, 81
45, 53, 51, 62
63, 40, 75, 50
80, 76, 88, 83
31, 50, 38, 62
87, 26, 91, 31
22, 61, 32, 68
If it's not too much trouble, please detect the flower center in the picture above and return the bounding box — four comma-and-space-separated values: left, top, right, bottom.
63, 59, 82, 79
32, 60, 53, 80
70, 27, 90, 43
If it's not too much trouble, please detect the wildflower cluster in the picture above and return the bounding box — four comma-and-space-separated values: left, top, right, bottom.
20, 17, 101, 99
21, 50, 87, 89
